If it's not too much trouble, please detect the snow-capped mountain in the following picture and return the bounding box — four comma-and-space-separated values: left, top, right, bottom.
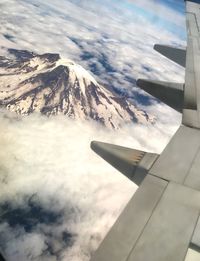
0, 49, 154, 129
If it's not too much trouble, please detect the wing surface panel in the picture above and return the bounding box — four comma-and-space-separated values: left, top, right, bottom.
191, 216, 200, 248
127, 182, 200, 261
90, 175, 167, 261
149, 125, 200, 184
183, 1, 200, 128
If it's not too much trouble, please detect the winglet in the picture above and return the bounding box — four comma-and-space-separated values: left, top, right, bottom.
154, 44, 186, 67
136, 79, 184, 112
91, 141, 158, 185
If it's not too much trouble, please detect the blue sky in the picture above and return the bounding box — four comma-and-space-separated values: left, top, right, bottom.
123, 0, 186, 39
163, 0, 185, 12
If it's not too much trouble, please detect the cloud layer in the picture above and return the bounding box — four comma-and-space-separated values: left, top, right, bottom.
0, 0, 185, 98
0, 0, 185, 260
0, 108, 180, 260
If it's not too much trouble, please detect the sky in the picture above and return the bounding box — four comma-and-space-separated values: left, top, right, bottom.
0, 0, 185, 260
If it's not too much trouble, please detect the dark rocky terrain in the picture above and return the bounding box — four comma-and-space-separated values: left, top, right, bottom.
0, 49, 154, 129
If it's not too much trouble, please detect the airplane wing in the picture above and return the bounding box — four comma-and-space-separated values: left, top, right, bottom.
90, 1, 200, 260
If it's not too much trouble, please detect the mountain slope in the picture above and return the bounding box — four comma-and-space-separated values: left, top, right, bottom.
0, 49, 154, 129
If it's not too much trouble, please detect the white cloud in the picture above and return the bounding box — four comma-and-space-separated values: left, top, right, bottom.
0, 0, 185, 95
0, 0, 185, 259
0, 109, 180, 260
128, 0, 185, 28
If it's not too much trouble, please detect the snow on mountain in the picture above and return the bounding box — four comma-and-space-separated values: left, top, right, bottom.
0, 49, 154, 129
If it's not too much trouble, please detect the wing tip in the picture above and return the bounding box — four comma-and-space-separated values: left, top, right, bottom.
90, 140, 158, 185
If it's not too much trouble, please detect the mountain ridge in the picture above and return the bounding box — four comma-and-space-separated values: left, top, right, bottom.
0, 49, 154, 129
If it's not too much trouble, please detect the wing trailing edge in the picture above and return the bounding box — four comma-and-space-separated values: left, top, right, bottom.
91, 141, 158, 185
136, 79, 184, 112
154, 44, 186, 67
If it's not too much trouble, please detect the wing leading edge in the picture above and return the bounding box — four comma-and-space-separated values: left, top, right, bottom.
90, 1, 200, 261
